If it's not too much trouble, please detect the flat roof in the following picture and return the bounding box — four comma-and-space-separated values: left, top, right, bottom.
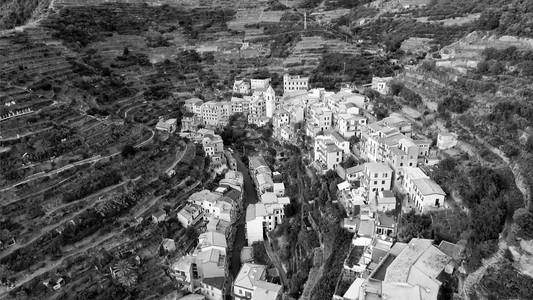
365, 162, 392, 174
413, 178, 446, 196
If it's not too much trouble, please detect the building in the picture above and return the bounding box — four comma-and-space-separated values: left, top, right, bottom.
383, 238, 455, 300
283, 74, 309, 93
337, 113, 367, 138
403, 167, 446, 213
249, 156, 274, 195
155, 118, 177, 133
363, 163, 393, 198
233, 263, 282, 300
250, 78, 271, 91
231, 97, 250, 115
245, 195, 290, 245
233, 80, 251, 95
314, 135, 343, 171
161, 238, 176, 252
188, 190, 238, 223
326, 131, 350, 154
371, 76, 393, 95
372, 190, 396, 212
202, 134, 224, 156
152, 209, 167, 223
177, 203, 204, 228
360, 116, 429, 179
201, 101, 231, 127
437, 132, 458, 150
184, 98, 204, 113
170, 255, 195, 291
306, 104, 333, 137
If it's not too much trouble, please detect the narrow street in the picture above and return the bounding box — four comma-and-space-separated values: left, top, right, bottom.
228, 152, 259, 280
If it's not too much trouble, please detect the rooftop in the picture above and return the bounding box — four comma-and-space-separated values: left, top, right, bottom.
202, 276, 225, 290
358, 219, 375, 237
403, 167, 429, 180
382, 282, 421, 300
254, 280, 282, 300
365, 162, 392, 174
413, 178, 446, 196
234, 263, 267, 290
438, 241, 464, 262
198, 231, 227, 249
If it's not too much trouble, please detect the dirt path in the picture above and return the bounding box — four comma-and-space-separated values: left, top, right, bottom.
165, 143, 190, 175
462, 241, 506, 298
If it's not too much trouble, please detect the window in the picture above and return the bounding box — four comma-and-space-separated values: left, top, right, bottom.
384, 173, 388, 178
374, 173, 378, 178
245, 291, 252, 298
382, 180, 385, 184
400, 163, 403, 166
374, 181, 377, 185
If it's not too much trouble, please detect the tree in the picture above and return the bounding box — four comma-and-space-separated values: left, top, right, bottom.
252, 241, 270, 265
513, 208, 533, 239
121, 144, 136, 158
478, 10, 501, 30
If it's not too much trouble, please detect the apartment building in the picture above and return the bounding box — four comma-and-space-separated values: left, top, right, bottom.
201, 101, 231, 127
362, 162, 393, 196
230, 97, 250, 114
314, 135, 343, 171
283, 74, 309, 93
306, 104, 333, 137
337, 113, 367, 138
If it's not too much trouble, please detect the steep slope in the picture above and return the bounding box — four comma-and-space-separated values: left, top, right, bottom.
0, 0, 52, 30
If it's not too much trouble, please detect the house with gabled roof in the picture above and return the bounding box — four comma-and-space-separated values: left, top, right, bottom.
233, 263, 281, 300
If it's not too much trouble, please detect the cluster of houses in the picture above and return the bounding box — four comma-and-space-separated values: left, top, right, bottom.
167, 154, 281, 299
169, 168, 243, 299
157, 71, 460, 299
245, 156, 290, 246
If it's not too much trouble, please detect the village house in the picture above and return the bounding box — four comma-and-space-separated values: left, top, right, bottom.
306, 104, 333, 137
362, 162, 393, 198
249, 156, 274, 195
233, 79, 251, 95
374, 190, 396, 212
184, 98, 204, 113
402, 167, 446, 213
371, 76, 393, 95
437, 132, 458, 150
230, 97, 250, 115
200, 101, 231, 127
283, 74, 309, 93
155, 118, 177, 134
233, 263, 282, 300
380, 238, 457, 300
161, 238, 176, 252
151, 209, 167, 223
245, 193, 290, 245
336, 113, 367, 138
177, 203, 204, 228
202, 133, 224, 157
313, 135, 343, 171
